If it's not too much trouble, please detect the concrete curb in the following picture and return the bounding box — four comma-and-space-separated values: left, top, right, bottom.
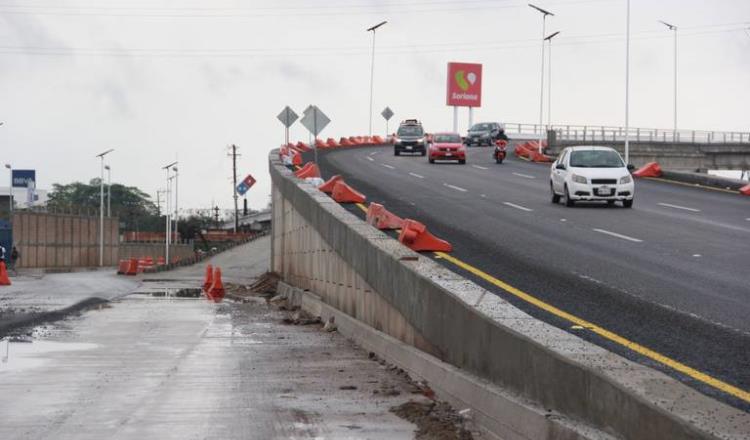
280, 281, 614, 440
269, 149, 750, 440
659, 170, 748, 192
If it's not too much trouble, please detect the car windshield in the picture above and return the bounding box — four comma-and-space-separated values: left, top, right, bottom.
470, 123, 492, 131
434, 134, 461, 143
398, 125, 424, 136
569, 150, 624, 168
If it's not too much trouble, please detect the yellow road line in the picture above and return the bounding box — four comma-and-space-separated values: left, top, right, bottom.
356, 202, 368, 213
643, 177, 739, 194
434, 251, 750, 403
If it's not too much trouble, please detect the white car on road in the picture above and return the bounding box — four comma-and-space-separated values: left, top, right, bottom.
550, 146, 635, 208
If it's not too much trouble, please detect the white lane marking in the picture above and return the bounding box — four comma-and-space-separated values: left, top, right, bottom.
512, 172, 535, 179
443, 183, 468, 192
745, 218, 750, 222
409, 172, 424, 179
503, 202, 533, 212
472, 165, 488, 170
658, 202, 701, 213
366, 156, 374, 161
381, 163, 395, 169
480, 194, 487, 198
369, 151, 378, 156
693, 254, 702, 258
560, 218, 567, 222
592, 228, 643, 243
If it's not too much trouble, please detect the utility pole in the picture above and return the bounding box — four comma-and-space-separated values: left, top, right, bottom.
228, 145, 240, 233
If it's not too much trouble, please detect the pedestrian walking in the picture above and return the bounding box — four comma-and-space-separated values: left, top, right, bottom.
9, 246, 19, 275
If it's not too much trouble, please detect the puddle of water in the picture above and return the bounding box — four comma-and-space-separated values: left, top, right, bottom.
0, 338, 98, 373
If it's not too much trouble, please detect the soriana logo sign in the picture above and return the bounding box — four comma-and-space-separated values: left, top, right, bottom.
446, 62, 482, 107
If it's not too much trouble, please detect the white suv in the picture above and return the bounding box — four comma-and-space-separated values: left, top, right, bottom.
550, 146, 635, 208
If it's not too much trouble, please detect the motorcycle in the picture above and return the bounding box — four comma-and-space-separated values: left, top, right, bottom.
494, 139, 508, 164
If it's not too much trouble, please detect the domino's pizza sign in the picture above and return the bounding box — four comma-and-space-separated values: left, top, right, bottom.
236, 174, 257, 196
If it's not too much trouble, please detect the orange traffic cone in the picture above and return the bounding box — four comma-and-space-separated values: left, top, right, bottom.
206, 267, 225, 302
0, 261, 11, 286
366, 203, 404, 230
318, 175, 342, 194
398, 219, 452, 252
202, 264, 213, 291
740, 184, 750, 196
331, 181, 366, 203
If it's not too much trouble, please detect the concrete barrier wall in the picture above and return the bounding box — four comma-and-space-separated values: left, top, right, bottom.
12, 212, 118, 268
270, 151, 748, 440
118, 243, 194, 262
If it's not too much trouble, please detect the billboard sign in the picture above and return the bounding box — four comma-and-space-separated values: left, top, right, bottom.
236, 174, 257, 196
12, 169, 36, 188
446, 62, 483, 107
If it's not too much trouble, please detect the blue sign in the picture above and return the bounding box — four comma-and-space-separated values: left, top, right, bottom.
12, 169, 35, 188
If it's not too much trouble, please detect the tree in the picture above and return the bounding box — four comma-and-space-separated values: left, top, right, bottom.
47, 179, 161, 231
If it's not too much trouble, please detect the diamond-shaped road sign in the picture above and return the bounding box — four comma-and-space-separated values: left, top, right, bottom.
300, 105, 330, 137
381, 106, 394, 121
236, 174, 257, 196
277, 106, 299, 128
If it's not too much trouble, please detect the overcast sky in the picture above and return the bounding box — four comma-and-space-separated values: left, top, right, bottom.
1, 0, 748, 213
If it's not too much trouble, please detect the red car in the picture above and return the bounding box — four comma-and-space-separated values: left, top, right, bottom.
428, 132, 466, 164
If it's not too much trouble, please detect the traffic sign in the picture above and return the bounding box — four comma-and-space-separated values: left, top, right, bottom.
277, 106, 299, 128
236, 174, 256, 196
300, 106, 330, 137
381, 107, 394, 121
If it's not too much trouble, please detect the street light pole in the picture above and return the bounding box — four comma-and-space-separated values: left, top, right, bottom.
104, 165, 111, 217
624, 0, 631, 165
367, 20, 387, 137
659, 20, 678, 139
173, 166, 179, 244
529, 4, 554, 153
545, 31, 561, 128
162, 161, 177, 263
95, 149, 114, 267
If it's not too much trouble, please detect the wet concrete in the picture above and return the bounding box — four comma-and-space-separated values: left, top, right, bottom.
0, 293, 431, 439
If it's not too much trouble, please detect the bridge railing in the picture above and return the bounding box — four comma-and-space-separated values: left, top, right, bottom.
503, 123, 750, 144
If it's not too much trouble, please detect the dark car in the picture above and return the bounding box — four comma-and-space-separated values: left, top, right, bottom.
465, 122, 506, 146
394, 119, 427, 156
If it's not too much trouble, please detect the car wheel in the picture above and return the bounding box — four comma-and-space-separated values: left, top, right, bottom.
551, 182, 561, 204
623, 198, 634, 208
420, 150, 426, 156
394, 150, 400, 156
564, 185, 575, 207
459, 159, 466, 164
429, 158, 435, 164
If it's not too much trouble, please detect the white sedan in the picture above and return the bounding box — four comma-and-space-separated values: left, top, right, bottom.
550, 146, 635, 208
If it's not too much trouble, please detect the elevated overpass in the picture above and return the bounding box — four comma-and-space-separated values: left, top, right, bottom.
270, 142, 750, 439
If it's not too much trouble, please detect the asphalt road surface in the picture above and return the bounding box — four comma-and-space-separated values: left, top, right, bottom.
317, 144, 750, 411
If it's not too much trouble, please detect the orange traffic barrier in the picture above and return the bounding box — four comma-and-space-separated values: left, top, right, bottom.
202, 264, 213, 291
632, 162, 662, 178
294, 162, 321, 179
398, 219, 452, 252
292, 151, 303, 166
740, 184, 750, 196
296, 141, 311, 152
116, 259, 128, 275
340, 137, 353, 146
0, 261, 11, 286
315, 138, 327, 148
319, 175, 343, 193
125, 258, 138, 275
372, 135, 385, 144
157, 256, 166, 266
348, 136, 359, 145
206, 267, 225, 302
326, 138, 339, 148
362, 136, 373, 145
528, 150, 554, 163
366, 203, 404, 230
331, 181, 366, 203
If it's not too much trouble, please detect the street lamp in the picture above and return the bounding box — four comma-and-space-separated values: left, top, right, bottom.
659, 20, 678, 139
624, 0, 631, 164
104, 165, 111, 217
545, 31, 561, 128
172, 166, 179, 244
529, 4, 554, 153
95, 148, 114, 267
367, 20, 387, 136
162, 161, 177, 262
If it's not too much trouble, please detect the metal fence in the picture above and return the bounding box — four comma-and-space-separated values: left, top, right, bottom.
503, 123, 750, 144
